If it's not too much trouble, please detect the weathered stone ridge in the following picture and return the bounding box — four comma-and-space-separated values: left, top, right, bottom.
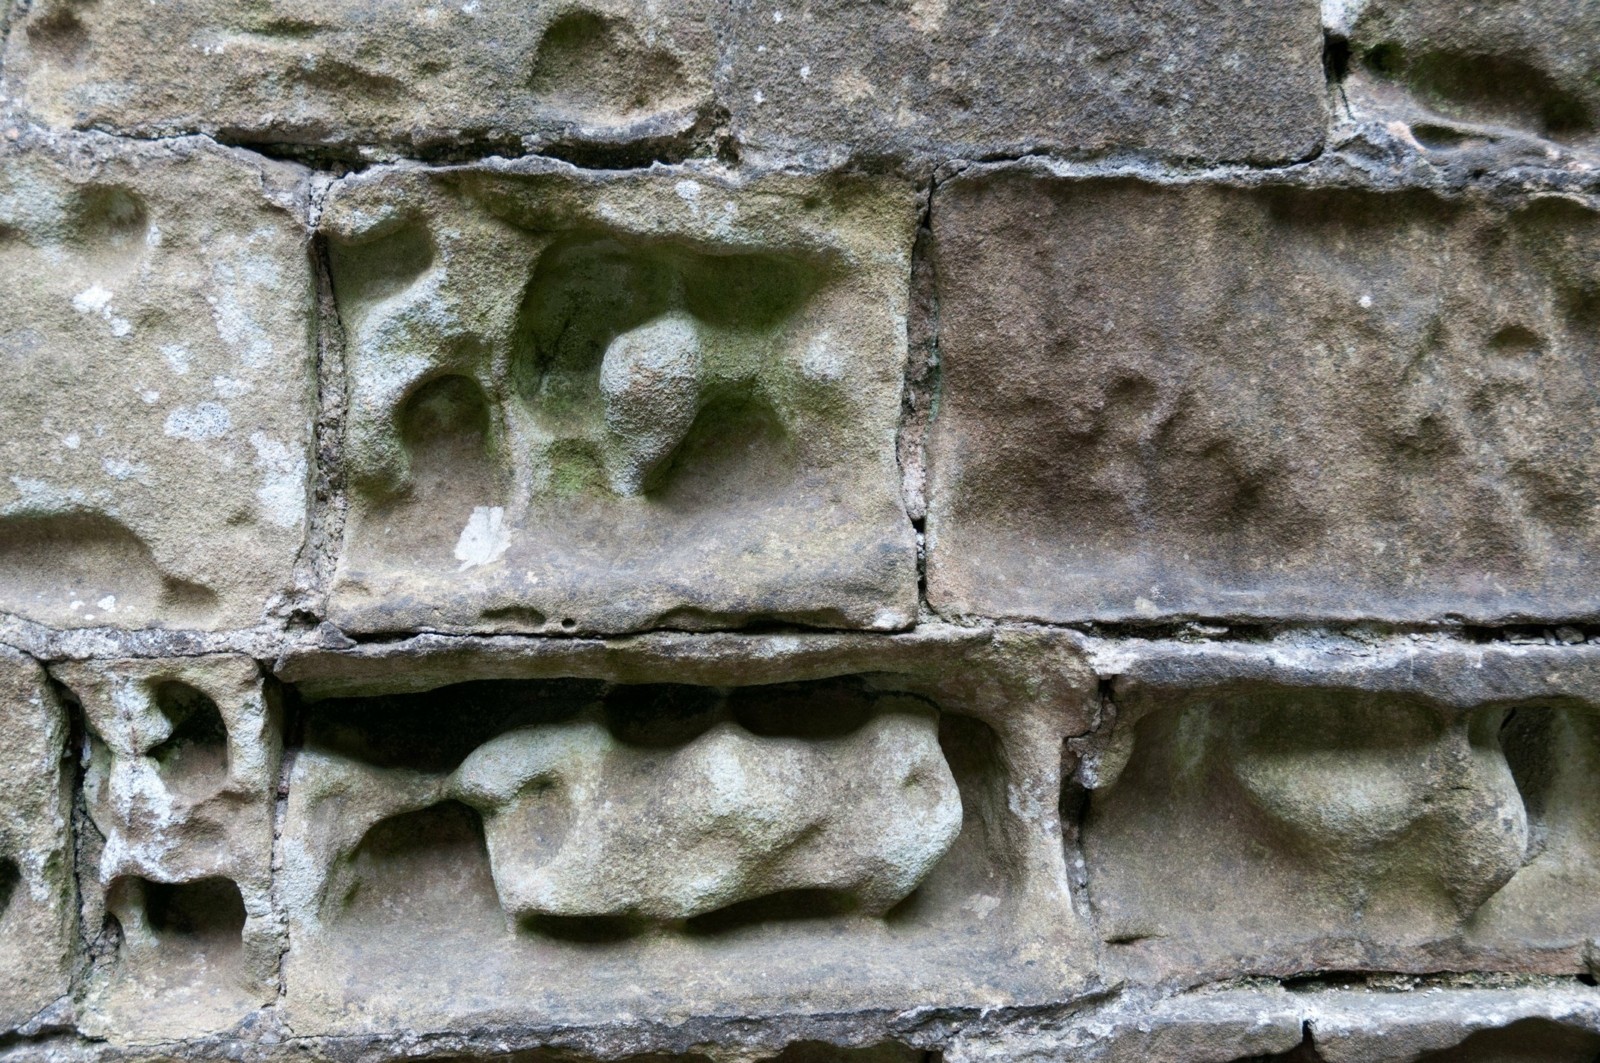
0, 0, 1599, 1061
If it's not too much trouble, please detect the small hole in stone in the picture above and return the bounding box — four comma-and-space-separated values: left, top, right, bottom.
560, 617, 576, 630
143, 877, 247, 945
1323, 31, 1350, 84
0, 858, 19, 917
148, 680, 229, 798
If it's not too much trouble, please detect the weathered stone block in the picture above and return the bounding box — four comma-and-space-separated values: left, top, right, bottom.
0, 131, 315, 631
52, 655, 281, 1039
722, 0, 1328, 167
325, 161, 917, 635
0, 0, 719, 158
927, 171, 1600, 625
278, 658, 1084, 1034
0, 646, 73, 1033
1074, 637, 1600, 981
1343, 0, 1600, 155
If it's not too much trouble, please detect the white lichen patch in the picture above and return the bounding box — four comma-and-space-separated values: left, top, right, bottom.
250, 432, 308, 530
165, 402, 232, 441
454, 506, 510, 571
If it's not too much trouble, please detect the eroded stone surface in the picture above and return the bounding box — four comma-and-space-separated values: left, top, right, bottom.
456, 701, 960, 922
298, 695, 958, 926
927, 171, 1600, 625
0, 131, 315, 631
325, 161, 917, 635
1076, 637, 1600, 982
52, 655, 281, 1038
0, 0, 719, 158
0, 646, 73, 1033
279, 673, 1081, 1034
1343, 0, 1600, 157
2, 0, 1328, 167
723, 0, 1328, 168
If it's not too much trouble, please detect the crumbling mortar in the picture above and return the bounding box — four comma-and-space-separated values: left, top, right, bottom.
263, 671, 304, 1013
4, 977, 1600, 1062
899, 168, 942, 621
44, 673, 108, 1044
19, 120, 1597, 206
291, 176, 351, 631
1060, 678, 1112, 928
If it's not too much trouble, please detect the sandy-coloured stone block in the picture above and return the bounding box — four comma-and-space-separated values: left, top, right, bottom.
0, 131, 315, 631
1342, 0, 1600, 157
53, 655, 281, 1039
325, 160, 917, 635
0, 646, 74, 1033
1073, 636, 1600, 982
1, 0, 719, 159
722, 0, 1327, 168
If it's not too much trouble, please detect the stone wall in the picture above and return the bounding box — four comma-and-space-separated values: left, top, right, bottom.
1, 1, 1598, 1060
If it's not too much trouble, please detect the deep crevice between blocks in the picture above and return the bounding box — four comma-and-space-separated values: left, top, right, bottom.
293, 206, 350, 633
900, 170, 942, 617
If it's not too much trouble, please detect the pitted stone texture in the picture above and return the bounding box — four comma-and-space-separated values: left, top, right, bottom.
53, 655, 280, 1039
927, 172, 1600, 625
456, 698, 960, 922
722, 0, 1327, 168
279, 673, 1080, 1035
1343, 0, 1600, 156
0, 0, 718, 158
1074, 636, 1600, 982
0, 132, 314, 631
0, 647, 73, 1033
325, 161, 917, 636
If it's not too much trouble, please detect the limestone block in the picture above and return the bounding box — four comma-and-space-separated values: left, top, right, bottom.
52, 655, 281, 1038
1343, 0, 1600, 155
0, 131, 315, 631
0, 646, 74, 1032
722, 0, 1328, 168
0, 0, 719, 158
927, 172, 1600, 625
1075, 638, 1600, 981
325, 161, 917, 635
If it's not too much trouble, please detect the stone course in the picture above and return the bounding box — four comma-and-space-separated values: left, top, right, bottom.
0, 0, 1598, 1061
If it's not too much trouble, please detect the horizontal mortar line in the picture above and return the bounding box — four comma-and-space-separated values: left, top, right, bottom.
1, 974, 1595, 1060
8, 119, 1597, 198
6, 615, 1600, 666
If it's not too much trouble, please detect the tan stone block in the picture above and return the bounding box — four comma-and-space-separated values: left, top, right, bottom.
325, 161, 918, 635
0, 646, 74, 1032
2, 0, 719, 158
53, 655, 281, 1039
0, 132, 315, 631
723, 0, 1328, 168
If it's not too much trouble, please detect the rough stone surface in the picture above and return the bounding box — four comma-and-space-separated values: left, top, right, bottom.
927, 169, 1600, 625
0, 0, 1327, 166
1074, 635, 1600, 981
50, 655, 281, 1038
0, 130, 315, 631
273, 664, 1086, 1035
0, 646, 73, 1034
2, 0, 1600, 1060
325, 161, 918, 635
722, 0, 1328, 168
1342, 0, 1600, 158
0, 0, 720, 159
